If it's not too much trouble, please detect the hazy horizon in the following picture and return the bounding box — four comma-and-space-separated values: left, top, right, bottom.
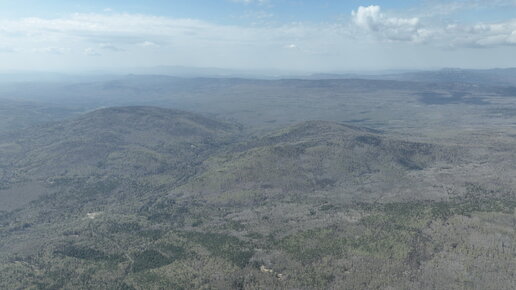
1, 0, 516, 72
1, 2, 515, 288
1, 65, 515, 79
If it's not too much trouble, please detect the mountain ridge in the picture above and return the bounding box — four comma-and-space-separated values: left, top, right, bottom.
0, 106, 514, 289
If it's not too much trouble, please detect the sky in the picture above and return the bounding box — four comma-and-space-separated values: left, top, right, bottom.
0, 0, 515, 73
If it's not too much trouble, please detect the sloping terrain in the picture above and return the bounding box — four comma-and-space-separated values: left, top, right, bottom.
179, 121, 462, 204
0, 98, 81, 135
0, 106, 514, 289
0, 106, 240, 210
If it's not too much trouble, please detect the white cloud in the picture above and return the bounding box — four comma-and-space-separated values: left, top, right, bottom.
0, 9, 515, 71
351, 5, 424, 42
0, 13, 326, 51
0, 13, 343, 70
444, 19, 516, 47
1, 10, 513, 55
351, 5, 516, 48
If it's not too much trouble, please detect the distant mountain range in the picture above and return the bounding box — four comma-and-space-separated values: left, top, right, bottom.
308, 67, 516, 86
2, 67, 516, 86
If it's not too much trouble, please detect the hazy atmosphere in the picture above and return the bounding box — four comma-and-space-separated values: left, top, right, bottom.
1, 1, 515, 289
1, 0, 516, 72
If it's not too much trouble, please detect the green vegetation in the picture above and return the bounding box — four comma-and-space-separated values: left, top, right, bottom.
0, 105, 514, 289
133, 250, 173, 272
182, 231, 254, 268
56, 245, 125, 264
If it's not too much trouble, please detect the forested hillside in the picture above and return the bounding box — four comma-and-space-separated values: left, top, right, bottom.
0, 106, 514, 289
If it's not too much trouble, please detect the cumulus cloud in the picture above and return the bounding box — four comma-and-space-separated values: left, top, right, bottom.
1, 9, 513, 55
351, 5, 516, 48
351, 5, 426, 42
444, 20, 516, 47
0, 8, 514, 71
